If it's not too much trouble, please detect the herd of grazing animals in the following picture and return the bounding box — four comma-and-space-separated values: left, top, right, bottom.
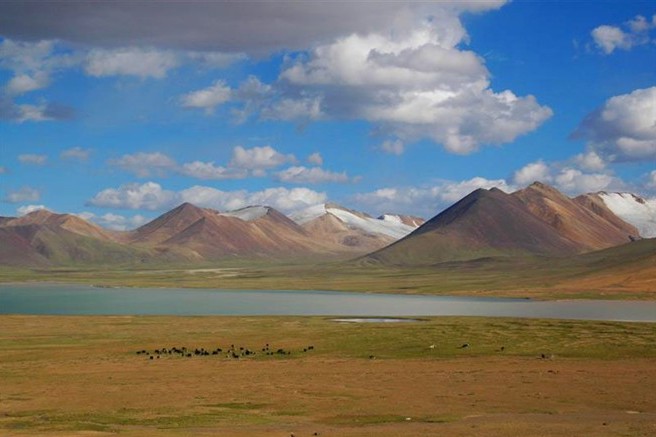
135, 343, 315, 360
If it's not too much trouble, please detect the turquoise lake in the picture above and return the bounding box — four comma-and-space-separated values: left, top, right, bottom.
1, 284, 655, 322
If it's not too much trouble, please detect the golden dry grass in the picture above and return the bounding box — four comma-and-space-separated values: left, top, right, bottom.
1, 316, 655, 436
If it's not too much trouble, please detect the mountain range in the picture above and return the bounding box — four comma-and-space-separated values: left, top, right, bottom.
1, 181, 653, 268
0, 201, 424, 266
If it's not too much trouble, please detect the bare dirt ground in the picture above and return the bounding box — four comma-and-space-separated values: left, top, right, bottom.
1, 316, 655, 436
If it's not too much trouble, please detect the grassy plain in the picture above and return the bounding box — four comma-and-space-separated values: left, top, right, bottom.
1, 315, 656, 436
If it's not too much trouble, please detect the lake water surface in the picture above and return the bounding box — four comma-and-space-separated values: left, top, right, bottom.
1, 283, 655, 322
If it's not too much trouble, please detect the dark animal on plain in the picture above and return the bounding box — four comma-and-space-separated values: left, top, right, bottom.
308, 346, 314, 350
149, 356, 153, 360
460, 343, 469, 349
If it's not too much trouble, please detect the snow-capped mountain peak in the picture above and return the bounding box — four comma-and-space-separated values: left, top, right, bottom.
596, 192, 656, 237
291, 203, 421, 240
221, 206, 270, 222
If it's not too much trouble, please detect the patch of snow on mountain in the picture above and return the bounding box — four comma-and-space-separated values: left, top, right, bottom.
290, 204, 327, 225
598, 193, 656, 237
327, 207, 414, 239
221, 206, 269, 222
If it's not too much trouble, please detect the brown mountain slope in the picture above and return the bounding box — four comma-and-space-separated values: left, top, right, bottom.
129, 202, 216, 245
513, 182, 639, 251
301, 213, 396, 253
573, 193, 644, 235
0, 223, 163, 265
0, 210, 190, 266
5, 209, 117, 241
149, 205, 331, 259
0, 228, 50, 267
235, 207, 325, 255
365, 187, 581, 265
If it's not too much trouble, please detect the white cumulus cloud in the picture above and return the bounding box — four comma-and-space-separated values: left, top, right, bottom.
5, 72, 49, 95
554, 168, 618, 193
260, 96, 323, 122
513, 159, 623, 195
180, 80, 232, 113
87, 182, 326, 214
108, 147, 297, 180
180, 186, 326, 213
85, 47, 178, 78
229, 145, 296, 174
17, 204, 48, 216
179, 161, 247, 180
573, 86, 656, 162
87, 182, 178, 210
591, 14, 656, 54
513, 160, 552, 186
275, 166, 352, 184
279, 14, 552, 154
573, 150, 606, 171
108, 152, 178, 177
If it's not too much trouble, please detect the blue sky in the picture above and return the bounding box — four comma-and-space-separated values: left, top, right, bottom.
1, 0, 655, 229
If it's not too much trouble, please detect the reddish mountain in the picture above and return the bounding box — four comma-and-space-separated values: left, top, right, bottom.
0, 228, 50, 267
133, 204, 327, 259
300, 212, 395, 253
0, 209, 173, 265
128, 202, 217, 245
6, 209, 117, 241
513, 182, 638, 251
365, 187, 582, 265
